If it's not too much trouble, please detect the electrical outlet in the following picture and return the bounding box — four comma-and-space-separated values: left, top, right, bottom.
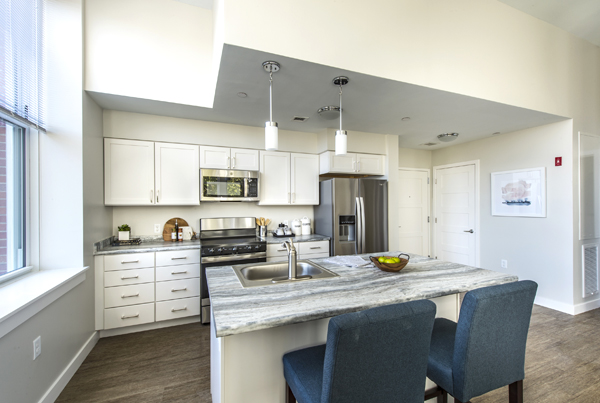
501, 259, 508, 269
33, 336, 41, 360
154, 224, 160, 234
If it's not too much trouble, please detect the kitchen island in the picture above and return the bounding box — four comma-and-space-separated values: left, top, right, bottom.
206, 252, 517, 403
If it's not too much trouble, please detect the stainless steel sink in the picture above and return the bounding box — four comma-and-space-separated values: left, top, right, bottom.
233, 260, 338, 288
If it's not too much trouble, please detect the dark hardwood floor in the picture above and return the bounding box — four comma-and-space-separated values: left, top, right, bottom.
57, 305, 600, 402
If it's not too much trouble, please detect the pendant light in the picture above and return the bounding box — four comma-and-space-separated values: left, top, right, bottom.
333, 76, 349, 155
263, 61, 280, 151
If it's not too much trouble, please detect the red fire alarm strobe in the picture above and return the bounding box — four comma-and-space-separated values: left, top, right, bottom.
555, 157, 562, 166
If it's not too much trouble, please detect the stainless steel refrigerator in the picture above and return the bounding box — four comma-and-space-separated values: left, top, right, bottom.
314, 178, 388, 256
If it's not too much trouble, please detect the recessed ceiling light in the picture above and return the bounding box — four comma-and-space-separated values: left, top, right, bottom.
237, 92, 248, 98
437, 133, 459, 142
401, 117, 411, 121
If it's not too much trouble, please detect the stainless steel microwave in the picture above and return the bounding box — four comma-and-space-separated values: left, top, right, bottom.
200, 169, 260, 202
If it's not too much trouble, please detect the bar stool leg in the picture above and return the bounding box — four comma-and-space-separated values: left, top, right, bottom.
286, 382, 296, 403
509, 380, 523, 403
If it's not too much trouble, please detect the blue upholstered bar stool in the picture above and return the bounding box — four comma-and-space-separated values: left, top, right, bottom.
282, 300, 437, 403
426, 280, 538, 403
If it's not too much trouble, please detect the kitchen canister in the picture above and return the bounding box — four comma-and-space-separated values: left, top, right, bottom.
301, 216, 311, 235
291, 218, 302, 234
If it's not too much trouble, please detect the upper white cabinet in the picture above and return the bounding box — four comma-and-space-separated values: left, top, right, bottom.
155, 142, 199, 205
200, 146, 259, 171
105, 138, 199, 206
259, 151, 319, 205
319, 151, 385, 175
105, 138, 155, 205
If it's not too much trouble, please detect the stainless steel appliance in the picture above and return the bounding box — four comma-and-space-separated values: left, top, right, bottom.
314, 178, 388, 255
200, 169, 259, 202
200, 217, 266, 324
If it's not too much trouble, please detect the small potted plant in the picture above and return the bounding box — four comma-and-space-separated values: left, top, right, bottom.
117, 224, 131, 241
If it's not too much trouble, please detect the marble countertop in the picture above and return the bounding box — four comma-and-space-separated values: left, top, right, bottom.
206, 252, 518, 337
264, 234, 330, 244
94, 239, 201, 255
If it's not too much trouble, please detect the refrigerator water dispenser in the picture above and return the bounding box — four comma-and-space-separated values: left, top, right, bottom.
338, 215, 355, 242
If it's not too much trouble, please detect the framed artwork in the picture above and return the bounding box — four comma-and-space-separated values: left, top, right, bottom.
491, 167, 546, 217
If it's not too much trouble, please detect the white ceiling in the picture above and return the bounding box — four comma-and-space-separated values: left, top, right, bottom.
498, 0, 600, 47
173, 0, 212, 9
89, 45, 566, 150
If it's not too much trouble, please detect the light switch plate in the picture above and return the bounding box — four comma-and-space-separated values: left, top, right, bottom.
154, 224, 160, 234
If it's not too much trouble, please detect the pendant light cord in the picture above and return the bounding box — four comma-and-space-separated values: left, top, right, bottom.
339, 84, 343, 132
269, 71, 273, 122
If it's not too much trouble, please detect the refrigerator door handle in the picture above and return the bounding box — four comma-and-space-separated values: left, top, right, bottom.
360, 197, 366, 254
355, 197, 362, 254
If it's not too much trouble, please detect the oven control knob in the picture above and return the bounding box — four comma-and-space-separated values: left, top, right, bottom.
254, 245, 260, 250
217, 248, 223, 253
232, 247, 238, 252
208, 248, 215, 253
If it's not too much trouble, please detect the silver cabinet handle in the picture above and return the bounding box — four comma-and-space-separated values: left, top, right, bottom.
292, 193, 296, 203
232, 157, 236, 168
121, 293, 140, 299
464, 229, 474, 233
120, 275, 139, 280
171, 287, 187, 292
288, 192, 291, 203
227, 156, 231, 168
121, 313, 139, 320
277, 249, 287, 252
150, 189, 153, 203
171, 256, 187, 260
121, 260, 139, 264
171, 270, 188, 275
156, 189, 159, 203
352, 161, 356, 172
171, 306, 188, 312
358, 161, 361, 172
309, 246, 321, 249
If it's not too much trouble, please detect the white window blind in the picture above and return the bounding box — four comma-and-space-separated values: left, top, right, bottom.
0, 0, 46, 130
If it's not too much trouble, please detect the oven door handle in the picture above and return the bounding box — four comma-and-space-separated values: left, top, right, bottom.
201, 252, 267, 263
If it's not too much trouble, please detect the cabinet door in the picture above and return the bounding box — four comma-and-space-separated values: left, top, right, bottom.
259, 151, 290, 205
320, 151, 356, 174
155, 142, 200, 205
230, 148, 259, 171
105, 138, 155, 205
291, 153, 319, 205
200, 146, 231, 169
356, 154, 385, 175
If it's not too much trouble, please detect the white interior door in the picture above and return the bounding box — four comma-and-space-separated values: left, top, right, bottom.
434, 164, 476, 266
398, 169, 430, 256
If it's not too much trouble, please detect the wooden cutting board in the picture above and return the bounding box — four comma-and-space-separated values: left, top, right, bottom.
163, 217, 190, 241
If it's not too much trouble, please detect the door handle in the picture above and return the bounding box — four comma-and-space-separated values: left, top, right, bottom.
355, 197, 362, 254
464, 229, 474, 233
360, 197, 366, 253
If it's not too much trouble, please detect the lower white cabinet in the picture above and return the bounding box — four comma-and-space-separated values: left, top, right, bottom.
104, 303, 155, 330
156, 278, 201, 302
156, 297, 201, 322
104, 283, 155, 308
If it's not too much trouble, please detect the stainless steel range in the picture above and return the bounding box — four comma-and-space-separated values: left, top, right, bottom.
200, 217, 266, 324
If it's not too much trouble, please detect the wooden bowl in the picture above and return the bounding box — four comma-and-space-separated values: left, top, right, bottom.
370, 253, 410, 273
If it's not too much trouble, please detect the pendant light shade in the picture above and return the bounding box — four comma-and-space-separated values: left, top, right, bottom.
263, 61, 280, 151
333, 76, 349, 155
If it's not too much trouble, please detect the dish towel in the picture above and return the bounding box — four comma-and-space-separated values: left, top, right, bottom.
324, 256, 373, 267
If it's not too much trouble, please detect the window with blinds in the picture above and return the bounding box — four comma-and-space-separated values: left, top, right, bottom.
0, 0, 46, 130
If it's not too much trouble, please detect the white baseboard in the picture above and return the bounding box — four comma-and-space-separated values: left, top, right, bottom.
534, 296, 576, 315
573, 298, 600, 315
38, 331, 99, 403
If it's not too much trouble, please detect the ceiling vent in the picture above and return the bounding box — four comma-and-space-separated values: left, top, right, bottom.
292, 116, 309, 122
421, 142, 438, 147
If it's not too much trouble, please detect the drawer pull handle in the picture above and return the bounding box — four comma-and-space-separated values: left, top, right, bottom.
309, 247, 321, 249
171, 256, 188, 260
121, 275, 139, 280
121, 313, 140, 320
121, 293, 140, 299
171, 270, 188, 275
277, 249, 287, 252
171, 306, 188, 312
171, 287, 187, 292
121, 260, 140, 264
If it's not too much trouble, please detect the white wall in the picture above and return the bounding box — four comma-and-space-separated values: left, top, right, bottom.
431, 121, 574, 311
398, 147, 432, 170
85, 0, 215, 107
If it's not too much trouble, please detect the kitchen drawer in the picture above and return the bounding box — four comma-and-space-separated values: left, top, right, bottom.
156, 296, 200, 322
104, 283, 155, 308
104, 267, 155, 287
156, 264, 200, 282
301, 252, 330, 260
104, 252, 154, 271
266, 243, 290, 258
156, 278, 200, 302
156, 249, 200, 267
298, 241, 329, 255
104, 303, 155, 330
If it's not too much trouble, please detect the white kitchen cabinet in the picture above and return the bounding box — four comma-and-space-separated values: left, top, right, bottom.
200, 146, 259, 171
291, 153, 319, 205
259, 151, 319, 205
155, 142, 199, 205
104, 138, 155, 205
259, 151, 291, 205
319, 151, 385, 175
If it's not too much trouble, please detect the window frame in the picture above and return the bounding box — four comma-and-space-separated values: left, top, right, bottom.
0, 111, 38, 286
